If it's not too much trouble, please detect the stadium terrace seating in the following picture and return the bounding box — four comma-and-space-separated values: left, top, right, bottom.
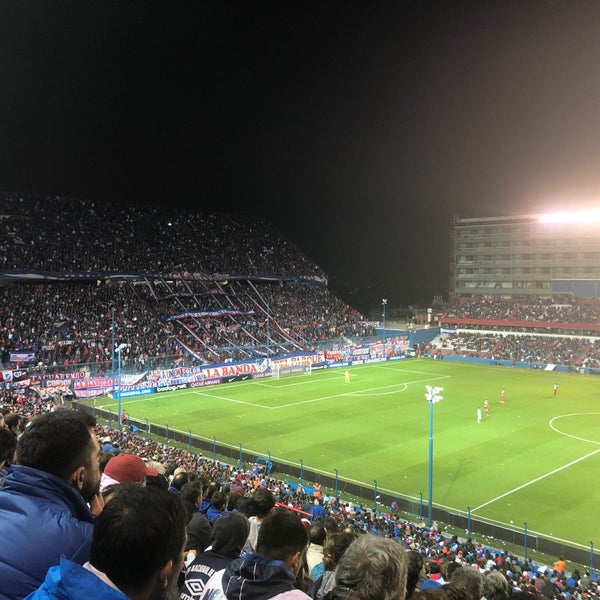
0, 194, 373, 369
0, 193, 323, 277
437, 297, 600, 368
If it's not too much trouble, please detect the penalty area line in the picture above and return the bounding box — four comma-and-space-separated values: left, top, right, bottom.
472, 447, 600, 512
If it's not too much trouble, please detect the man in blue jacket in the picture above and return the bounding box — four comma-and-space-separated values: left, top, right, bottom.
25, 484, 187, 600
0, 410, 102, 600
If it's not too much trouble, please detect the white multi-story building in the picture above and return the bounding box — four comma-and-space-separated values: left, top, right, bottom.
450, 213, 600, 299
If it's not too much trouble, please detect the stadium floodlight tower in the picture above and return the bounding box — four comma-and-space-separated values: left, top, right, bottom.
116, 343, 129, 426
381, 298, 388, 344
425, 385, 443, 526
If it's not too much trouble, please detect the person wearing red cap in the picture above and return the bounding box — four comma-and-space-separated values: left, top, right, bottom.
100, 454, 158, 491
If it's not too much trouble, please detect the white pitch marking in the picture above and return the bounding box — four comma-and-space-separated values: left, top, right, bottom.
192, 374, 449, 409
472, 447, 600, 511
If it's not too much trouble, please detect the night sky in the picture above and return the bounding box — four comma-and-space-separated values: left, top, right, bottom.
2, 1, 600, 312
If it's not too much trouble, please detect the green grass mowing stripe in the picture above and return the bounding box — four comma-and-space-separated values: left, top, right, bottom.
95, 359, 600, 548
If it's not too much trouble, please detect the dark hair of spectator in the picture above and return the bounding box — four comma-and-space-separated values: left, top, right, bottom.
90, 484, 186, 594
445, 561, 462, 581
309, 520, 327, 545
405, 550, 424, 598
145, 472, 169, 491
171, 471, 190, 491
256, 509, 308, 561
180, 480, 203, 521
3, 413, 24, 436
411, 589, 450, 600
250, 488, 275, 517
180, 479, 203, 507
322, 531, 357, 571
234, 494, 255, 516
16, 410, 96, 480
227, 490, 244, 511
98, 450, 115, 473
205, 481, 219, 500
0, 428, 17, 466
211, 490, 227, 510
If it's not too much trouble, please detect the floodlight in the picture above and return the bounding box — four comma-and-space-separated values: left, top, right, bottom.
539, 209, 600, 224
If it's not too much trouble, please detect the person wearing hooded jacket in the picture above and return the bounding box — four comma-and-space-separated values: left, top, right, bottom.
0, 411, 102, 600
181, 510, 250, 600
198, 509, 310, 600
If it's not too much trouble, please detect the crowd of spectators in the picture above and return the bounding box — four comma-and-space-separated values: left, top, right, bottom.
1, 194, 374, 370
0, 279, 373, 370
156, 280, 374, 364
443, 297, 600, 327
432, 332, 600, 368
0, 193, 323, 278
437, 296, 600, 368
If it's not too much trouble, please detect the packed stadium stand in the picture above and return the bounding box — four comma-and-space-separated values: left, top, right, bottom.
0, 193, 373, 370
2, 195, 600, 595
433, 296, 600, 369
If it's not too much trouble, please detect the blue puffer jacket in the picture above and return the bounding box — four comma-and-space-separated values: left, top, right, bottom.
0, 465, 95, 600
24, 557, 127, 600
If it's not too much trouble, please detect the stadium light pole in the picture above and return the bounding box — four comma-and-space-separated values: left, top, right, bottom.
266, 302, 271, 358
111, 308, 115, 383
373, 480, 378, 512
381, 299, 387, 344
116, 343, 128, 427
425, 385, 443, 526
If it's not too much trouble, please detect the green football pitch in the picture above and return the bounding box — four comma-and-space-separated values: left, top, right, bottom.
94, 359, 600, 550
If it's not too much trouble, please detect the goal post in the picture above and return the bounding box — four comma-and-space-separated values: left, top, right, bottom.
271, 362, 311, 379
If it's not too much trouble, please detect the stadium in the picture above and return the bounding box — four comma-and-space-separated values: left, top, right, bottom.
1, 195, 600, 580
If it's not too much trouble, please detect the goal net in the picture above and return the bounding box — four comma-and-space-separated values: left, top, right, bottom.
271, 363, 312, 379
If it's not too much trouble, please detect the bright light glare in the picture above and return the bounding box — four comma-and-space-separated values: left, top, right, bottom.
539, 210, 600, 224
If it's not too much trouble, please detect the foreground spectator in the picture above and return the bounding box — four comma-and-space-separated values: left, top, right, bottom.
306, 521, 327, 580
0, 410, 102, 599
181, 510, 250, 600
481, 571, 510, 600
446, 566, 483, 600
26, 484, 186, 600
3, 413, 24, 438
0, 427, 17, 485
243, 488, 276, 554
206, 490, 228, 524
179, 480, 212, 557
198, 509, 310, 599
405, 551, 426, 599
307, 531, 357, 600
328, 535, 408, 600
